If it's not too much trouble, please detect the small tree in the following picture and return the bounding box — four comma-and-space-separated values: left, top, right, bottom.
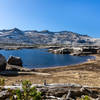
10, 80, 41, 100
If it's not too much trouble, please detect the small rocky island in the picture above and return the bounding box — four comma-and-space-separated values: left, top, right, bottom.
48, 45, 100, 56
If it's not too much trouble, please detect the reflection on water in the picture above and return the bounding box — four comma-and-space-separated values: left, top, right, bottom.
0, 49, 94, 68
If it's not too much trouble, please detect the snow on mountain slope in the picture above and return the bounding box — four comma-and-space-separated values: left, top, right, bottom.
0, 28, 99, 45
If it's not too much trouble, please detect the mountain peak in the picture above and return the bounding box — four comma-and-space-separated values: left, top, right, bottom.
12, 28, 21, 31
10, 28, 23, 35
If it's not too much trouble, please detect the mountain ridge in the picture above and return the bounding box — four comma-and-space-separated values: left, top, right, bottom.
0, 28, 98, 45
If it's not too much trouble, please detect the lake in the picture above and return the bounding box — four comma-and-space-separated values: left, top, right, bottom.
0, 49, 94, 68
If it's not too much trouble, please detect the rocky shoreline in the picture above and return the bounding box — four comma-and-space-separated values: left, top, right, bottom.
48, 45, 100, 56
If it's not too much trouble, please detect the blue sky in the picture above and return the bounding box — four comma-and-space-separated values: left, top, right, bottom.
0, 0, 100, 38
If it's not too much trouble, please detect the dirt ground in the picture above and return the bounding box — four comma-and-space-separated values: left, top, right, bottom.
0, 54, 100, 86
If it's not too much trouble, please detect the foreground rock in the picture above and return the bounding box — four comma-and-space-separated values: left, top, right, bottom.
0, 90, 10, 100
0, 84, 100, 99
38, 85, 100, 99
8, 56, 23, 66
0, 54, 6, 71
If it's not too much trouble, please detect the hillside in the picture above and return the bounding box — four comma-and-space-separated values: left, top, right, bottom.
0, 28, 98, 45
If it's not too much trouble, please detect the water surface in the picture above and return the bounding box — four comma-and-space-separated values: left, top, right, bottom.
0, 49, 94, 68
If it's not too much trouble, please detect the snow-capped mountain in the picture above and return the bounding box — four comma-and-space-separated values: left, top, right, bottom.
0, 28, 98, 45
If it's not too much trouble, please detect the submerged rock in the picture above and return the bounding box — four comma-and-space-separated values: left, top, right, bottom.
0, 54, 6, 71
8, 56, 23, 66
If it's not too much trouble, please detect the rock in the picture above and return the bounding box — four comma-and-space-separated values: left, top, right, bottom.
30, 68, 36, 72
7, 65, 20, 71
39, 85, 100, 99
80, 87, 98, 98
0, 54, 6, 71
6, 65, 36, 72
49, 48, 72, 54
45, 96, 61, 100
0, 90, 10, 99
7, 56, 23, 66
61, 90, 71, 100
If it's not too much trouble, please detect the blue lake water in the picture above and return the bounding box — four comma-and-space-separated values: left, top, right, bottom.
0, 49, 94, 68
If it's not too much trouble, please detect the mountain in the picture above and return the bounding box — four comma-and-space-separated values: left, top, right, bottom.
0, 28, 98, 45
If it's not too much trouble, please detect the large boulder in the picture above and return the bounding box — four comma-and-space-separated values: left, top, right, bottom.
7, 56, 23, 67
0, 54, 6, 71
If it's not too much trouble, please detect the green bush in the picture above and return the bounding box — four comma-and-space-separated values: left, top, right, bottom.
81, 95, 91, 100
10, 80, 41, 100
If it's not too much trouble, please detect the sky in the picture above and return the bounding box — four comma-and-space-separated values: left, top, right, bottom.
0, 0, 100, 38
